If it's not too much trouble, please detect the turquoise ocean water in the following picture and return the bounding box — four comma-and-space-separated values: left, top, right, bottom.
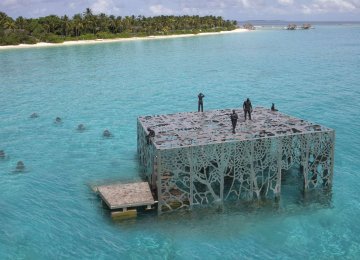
1, 25, 360, 259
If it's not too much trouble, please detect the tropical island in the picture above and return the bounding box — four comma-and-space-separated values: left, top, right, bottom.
0, 9, 238, 46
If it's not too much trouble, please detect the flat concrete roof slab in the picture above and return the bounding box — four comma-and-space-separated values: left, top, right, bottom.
138, 107, 333, 150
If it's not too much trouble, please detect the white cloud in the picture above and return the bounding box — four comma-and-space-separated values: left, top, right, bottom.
239, 0, 251, 8
69, 2, 76, 9
91, 0, 110, 13
181, 7, 199, 14
91, 0, 120, 14
218, 2, 227, 8
149, 4, 174, 15
1, 0, 18, 7
302, 0, 359, 14
236, 0, 262, 8
301, 4, 314, 14
319, 0, 358, 11
278, 0, 294, 5
235, 0, 267, 9
33, 7, 48, 16
266, 6, 291, 14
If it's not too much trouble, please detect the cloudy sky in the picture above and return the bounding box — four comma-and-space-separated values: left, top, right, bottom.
1, 0, 360, 21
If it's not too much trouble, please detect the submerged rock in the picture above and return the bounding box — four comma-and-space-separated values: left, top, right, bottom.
16, 161, 25, 172
77, 124, 85, 131
55, 117, 62, 123
30, 113, 39, 118
103, 129, 112, 137
0, 150, 5, 158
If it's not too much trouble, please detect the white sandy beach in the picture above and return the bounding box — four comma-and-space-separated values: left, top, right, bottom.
0, 28, 249, 50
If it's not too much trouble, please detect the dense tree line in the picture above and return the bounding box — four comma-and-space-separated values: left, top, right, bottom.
0, 9, 237, 45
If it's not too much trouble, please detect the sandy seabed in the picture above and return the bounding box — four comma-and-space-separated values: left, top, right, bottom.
0, 29, 249, 50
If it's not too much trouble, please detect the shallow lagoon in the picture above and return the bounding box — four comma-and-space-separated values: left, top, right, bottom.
1, 25, 360, 258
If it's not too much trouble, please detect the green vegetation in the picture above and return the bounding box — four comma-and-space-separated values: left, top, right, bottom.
0, 9, 237, 46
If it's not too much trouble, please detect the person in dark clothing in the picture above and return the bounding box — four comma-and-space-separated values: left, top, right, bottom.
230, 110, 238, 134
146, 127, 155, 145
198, 93, 205, 112
271, 103, 278, 112
243, 98, 253, 120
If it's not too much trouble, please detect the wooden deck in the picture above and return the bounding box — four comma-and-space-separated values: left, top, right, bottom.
97, 182, 156, 210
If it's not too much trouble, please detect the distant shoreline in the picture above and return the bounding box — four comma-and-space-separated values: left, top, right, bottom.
0, 29, 249, 51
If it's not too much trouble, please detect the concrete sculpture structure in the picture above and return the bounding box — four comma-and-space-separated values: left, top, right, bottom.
137, 107, 335, 213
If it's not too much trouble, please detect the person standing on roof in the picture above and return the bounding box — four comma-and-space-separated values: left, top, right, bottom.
271, 103, 278, 112
230, 110, 238, 134
146, 127, 155, 145
198, 93, 205, 112
243, 98, 253, 121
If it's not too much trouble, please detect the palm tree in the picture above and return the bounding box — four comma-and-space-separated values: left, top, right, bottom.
108, 15, 116, 33
72, 14, 83, 37
0, 12, 10, 30
115, 16, 123, 33
61, 15, 71, 36
123, 16, 132, 32
15, 16, 26, 30
83, 8, 97, 34
4, 19, 16, 32
83, 8, 93, 19
98, 13, 108, 32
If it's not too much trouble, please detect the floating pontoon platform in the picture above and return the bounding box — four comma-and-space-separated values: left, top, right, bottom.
97, 182, 156, 211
